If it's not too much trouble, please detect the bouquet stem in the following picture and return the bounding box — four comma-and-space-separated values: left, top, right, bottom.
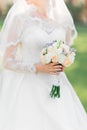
50, 85, 60, 98
50, 74, 61, 99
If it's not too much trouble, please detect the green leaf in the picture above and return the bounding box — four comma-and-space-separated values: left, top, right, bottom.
50, 85, 60, 99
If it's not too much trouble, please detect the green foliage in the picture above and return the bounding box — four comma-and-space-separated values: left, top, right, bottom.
66, 2, 84, 23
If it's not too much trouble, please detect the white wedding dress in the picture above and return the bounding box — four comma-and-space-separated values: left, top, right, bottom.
0, 11, 87, 130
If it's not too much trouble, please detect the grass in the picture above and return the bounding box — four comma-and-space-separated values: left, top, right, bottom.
0, 20, 87, 111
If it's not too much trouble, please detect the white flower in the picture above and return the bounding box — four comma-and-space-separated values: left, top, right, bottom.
53, 40, 62, 48
58, 54, 66, 64
51, 54, 58, 63
71, 52, 76, 56
48, 46, 55, 53
56, 48, 63, 54
42, 48, 47, 55
61, 44, 69, 53
69, 54, 75, 63
41, 40, 76, 67
45, 53, 52, 64
53, 42, 58, 48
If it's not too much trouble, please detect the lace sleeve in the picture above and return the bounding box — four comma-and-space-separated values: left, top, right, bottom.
3, 43, 37, 73
2, 15, 37, 73
65, 27, 72, 46
65, 24, 77, 46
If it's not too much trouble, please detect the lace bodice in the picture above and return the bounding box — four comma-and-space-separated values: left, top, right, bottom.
20, 15, 66, 63
1, 2, 77, 74
3, 14, 68, 73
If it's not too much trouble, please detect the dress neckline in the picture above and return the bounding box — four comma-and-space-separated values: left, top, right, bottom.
25, 4, 55, 23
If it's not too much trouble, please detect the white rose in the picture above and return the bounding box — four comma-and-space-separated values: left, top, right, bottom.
58, 54, 66, 64
48, 46, 55, 53
45, 53, 52, 64
53, 42, 58, 48
71, 52, 76, 56
61, 44, 69, 53
56, 48, 63, 54
69, 54, 75, 63
42, 48, 47, 55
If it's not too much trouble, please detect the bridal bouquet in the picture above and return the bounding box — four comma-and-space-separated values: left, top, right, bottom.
41, 40, 76, 99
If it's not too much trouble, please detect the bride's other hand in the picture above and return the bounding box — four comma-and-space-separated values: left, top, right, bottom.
35, 62, 64, 75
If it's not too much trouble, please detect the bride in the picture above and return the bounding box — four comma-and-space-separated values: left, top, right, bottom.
0, 0, 87, 129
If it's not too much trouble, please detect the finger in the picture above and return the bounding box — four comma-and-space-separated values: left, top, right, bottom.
47, 64, 60, 70
50, 68, 62, 72
61, 68, 64, 71
52, 65, 63, 70
49, 70, 62, 75
50, 62, 58, 66
59, 64, 65, 67
53, 65, 63, 69
54, 68, 63, 71
49, 65, 63, 70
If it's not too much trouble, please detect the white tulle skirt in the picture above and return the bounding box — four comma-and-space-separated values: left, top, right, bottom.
0, 69, 87, 130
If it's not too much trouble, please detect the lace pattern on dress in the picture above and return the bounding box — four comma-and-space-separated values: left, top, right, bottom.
3, 43, 37, 73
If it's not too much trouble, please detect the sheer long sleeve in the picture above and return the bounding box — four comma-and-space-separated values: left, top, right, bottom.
3, 16, 37, 73
65, 27, 72, 46
3, 43, 37, 73
64, 21, 77, 46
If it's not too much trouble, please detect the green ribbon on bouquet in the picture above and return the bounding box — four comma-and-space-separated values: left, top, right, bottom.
50, 85, 60, 98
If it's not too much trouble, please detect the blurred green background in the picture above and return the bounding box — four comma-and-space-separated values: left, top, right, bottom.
0, 0, 87, 111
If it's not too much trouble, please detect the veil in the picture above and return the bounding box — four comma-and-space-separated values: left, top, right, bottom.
50, 0, 77, 45
0, 0, 77, 56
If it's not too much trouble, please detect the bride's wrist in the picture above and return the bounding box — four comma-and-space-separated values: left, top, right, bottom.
34, 64, 39, 73
34, 63, 43, 73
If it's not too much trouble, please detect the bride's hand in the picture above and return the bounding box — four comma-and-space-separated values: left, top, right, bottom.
35, 62, 64, 75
